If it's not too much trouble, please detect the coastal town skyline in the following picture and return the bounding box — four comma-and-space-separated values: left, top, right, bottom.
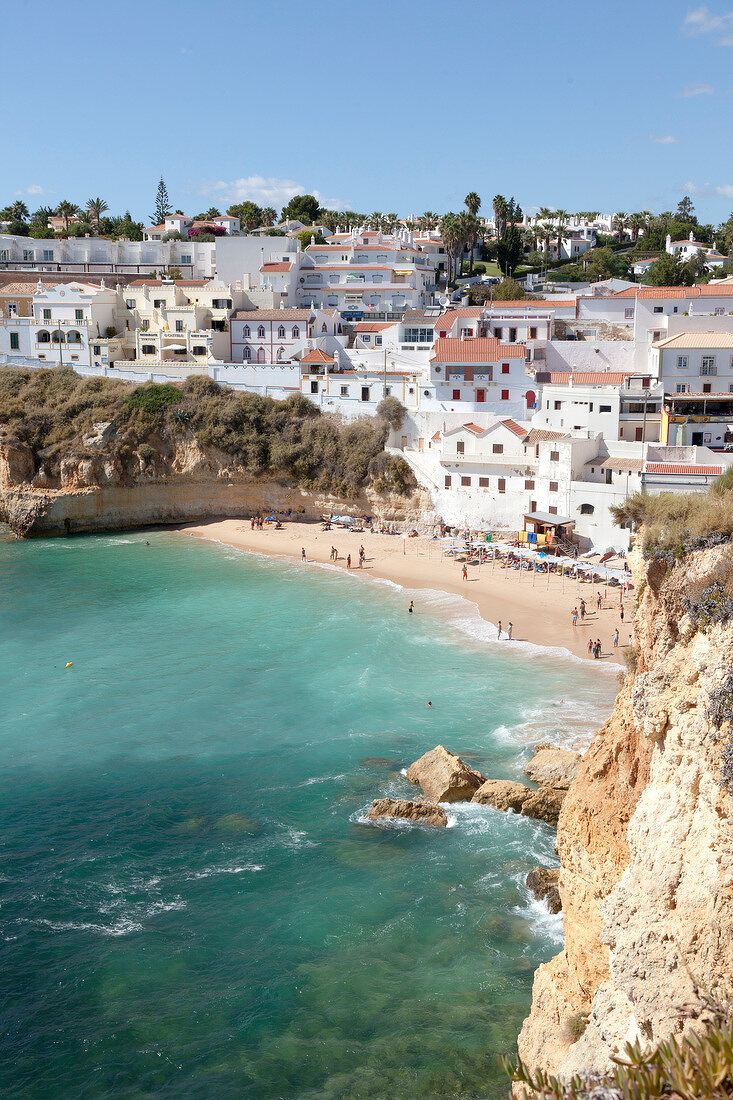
4, 0, 733, 221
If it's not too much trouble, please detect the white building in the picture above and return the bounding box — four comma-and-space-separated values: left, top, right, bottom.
666, 232, 726, 270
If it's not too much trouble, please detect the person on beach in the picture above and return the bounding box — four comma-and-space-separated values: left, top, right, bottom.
347, 554, 351, 569
497, 621, 502, 639
359, 545, 365, 567
580, 599, 586, 620
507, 622, 513, 640
620, 605, 624, 623
613, 628, 619, 648
588, 638, 594, 655
301, 548, 306, 562
572, 607, 578, 626
462, 564, 468, 581
596, 592, 602, 610
408, 601, 414, 614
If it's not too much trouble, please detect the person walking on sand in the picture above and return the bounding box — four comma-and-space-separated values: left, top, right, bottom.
507, 622, 513, 640
597, 592, 602, 611
301, 548, 306, 562
347, 554, 351, 570
588, 638, 594, 655
572, 607, 578, 626
619, 605, 624, 623
580, 599, 586, 621
462, 564, 468, 581
613, 628, 619, 648
497, 621, 502, 639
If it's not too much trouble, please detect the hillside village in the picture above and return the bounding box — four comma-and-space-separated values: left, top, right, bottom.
3, 194, 733, 550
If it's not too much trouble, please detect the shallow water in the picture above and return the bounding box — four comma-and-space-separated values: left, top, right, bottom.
0, 532, 615, 1098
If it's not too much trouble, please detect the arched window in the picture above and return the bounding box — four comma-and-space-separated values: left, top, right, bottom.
66, 330, 82, 345
321, 323, 327, 333
257, 347, 265, 363
257, 325, 265, 339
36, 330, 50, 343
51, 329, 64, 343
292, 326, 299, 338
277, 346, 285, 361
579, 503, 594, 515
243, 325, 250, 338
278, 325, 285, 338
243, 346, 251, 360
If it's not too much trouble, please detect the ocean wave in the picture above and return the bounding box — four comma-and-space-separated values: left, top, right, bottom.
21, 916, 144, 937
187, 864, 264, 880
301, 773, 348, 787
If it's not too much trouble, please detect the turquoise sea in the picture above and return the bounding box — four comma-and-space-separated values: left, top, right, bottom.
0, 532, 616, 1099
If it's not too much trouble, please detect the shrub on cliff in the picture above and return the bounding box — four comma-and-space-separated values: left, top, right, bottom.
125, 383, 182, 416
611, 482, 733, 562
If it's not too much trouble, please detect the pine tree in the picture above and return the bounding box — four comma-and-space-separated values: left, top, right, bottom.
153, 177, 172, 224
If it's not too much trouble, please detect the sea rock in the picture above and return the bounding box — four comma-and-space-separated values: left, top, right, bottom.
472, 779, 533, 812
406, 744, 486, 803
526, 867, 562, 914
82, 421, 117, 449
521, 785, 567, 825
367, 797, 448, 827
524, 747, 582, 789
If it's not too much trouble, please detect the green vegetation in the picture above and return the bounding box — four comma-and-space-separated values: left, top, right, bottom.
281, 194, 320, 225
298, 229, 326, 250
507, 1017, 733, 1099
0, 368, 416, 500
610, 473, 733, 562
375, 395, 406, 431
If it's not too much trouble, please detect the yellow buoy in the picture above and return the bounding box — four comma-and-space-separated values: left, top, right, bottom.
66, 662, 73, 668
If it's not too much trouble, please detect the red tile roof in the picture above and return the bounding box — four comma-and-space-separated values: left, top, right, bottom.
260, 262, 292, 272
539, 371, 636, 385
462, 422, 485, 434
501, 418, 528, 438
523, 428, 565, 443
431, 337, 526, 362
353, 321, 394, 331
645, 463, 723, 476
614, 285, 733, 299
300, 348, 335, 365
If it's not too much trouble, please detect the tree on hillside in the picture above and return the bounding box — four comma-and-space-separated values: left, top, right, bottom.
493, 194, 508, 237
31, 205, 54, 228
677, 195, 696, 222
613, 211, 628, 243
457, 211, 481, 273
86, 197, 109, 233
495, 198, 523, 275
647, 251, 693, 286
464, 191, 481, 217
153, 177, 172, 225
7, 200, 29, 221
419, 211, 439, 230
376, 396, 406, 431
298, 230, 326, 251
261, 207, 276, 227
281, 194, 320, 225
227, 201, 262, 230
55, 200, 80, 230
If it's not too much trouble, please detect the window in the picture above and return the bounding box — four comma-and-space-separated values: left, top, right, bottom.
653, 306, 663, 314
10, 332, 19, 350
243, 325, 250, 338
554, 401, 561, 411
278, 325, 285, 338
310, 381, 319, 394
444, 475, 452, 488
479, 477, 489, 487
701, 356, 716, 375
492, 443, 503, 454
93, 344, 100, 355
501, 389, 509, 400
42, 249, 54, 262
257, 325, 265, 339
452, 389, 460, 400
243, 346, 251, 360
175, 320, 184, 332
362, 335, 371, 343
340, 385, 349, 396
677, 355, 688, 370
549, 506, 558, 516
642, 377, 650, 388
599, 404, 612, 412
43, 309, 51, 321
375, 336, 382, 346
501, 363, 510, 374
550, 450, 560, 462
125, 298, 135, 310
493, 327, 502, 339
624, 308, 634, 319
529, 326, 537, 339
257, 348, 265, 363
525, 479, 535, 490
550, 481, 558, 493
37, 330, 50, 344
361, 387, 370, 401
75, 309, 83, 322
142, 344, 155, 354
457, 441, 465, 454
676, 384, 688, 393
461, 476, 471, 487
292, 326, 299, 338
703, 383, 712, 393
154, 299, 164, 309
714, 307, 724, 316
193, 346, 206, 356
460, 327, 473, 337
322, 323, 327, 333
509, 328, 517, 342
23, 250, 34, 261
404, 326, 433, 343
181, 254, 192, 265
498, 478, 506, 493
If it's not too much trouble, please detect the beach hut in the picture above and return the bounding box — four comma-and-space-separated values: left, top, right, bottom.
523, 511, 576, 553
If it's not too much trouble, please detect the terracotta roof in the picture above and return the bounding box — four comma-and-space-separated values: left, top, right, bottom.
585, 456, 644, 470
538, 371, 635, 385
260, 262, 292, 272
653, 332, 733, 349
435, 308, 482, 332
231, 309, 312, 321
403, 309, 437, 324
353, 322, 393, 332
645, 463, 723, 476
431, 431, 441, 441
431, 337, 526, 362
146, 224, 165, 232
501, 418, 528, 438
0, 282, 35, 296
614, 285, 733, 299
300, 349, 335, 365
522, 428, 565, 443
462, 422, 485, 435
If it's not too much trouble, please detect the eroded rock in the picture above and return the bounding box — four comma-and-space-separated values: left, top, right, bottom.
524, 747, 581, 789
366, 797, 447, 827
472, 779, 533, 812
406, 744, 486, 802
526, 867, 562, 914
521, 785, 567, 825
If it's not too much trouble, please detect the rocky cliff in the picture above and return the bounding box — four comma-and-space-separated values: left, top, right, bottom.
0, 431, 428, 537
518, 541, 733, 1079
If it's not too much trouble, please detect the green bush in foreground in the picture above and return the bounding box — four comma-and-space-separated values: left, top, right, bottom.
506, 1018, 733, 1098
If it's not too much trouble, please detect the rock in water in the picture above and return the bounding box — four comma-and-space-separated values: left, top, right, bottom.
472, 779, 533, 812
406, 745, 486, 802
526, 867, 562, 914
521, 785, 566, 825
524, 747, 581, 789
367, 797, 448, 827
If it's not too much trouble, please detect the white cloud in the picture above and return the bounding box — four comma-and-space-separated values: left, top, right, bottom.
683, 5, 733, 42
716, 183, 733, 197
202, 175, 351, 212
650, 135, 678, 144
683, 82, 714, 95
14, 184, 47, 196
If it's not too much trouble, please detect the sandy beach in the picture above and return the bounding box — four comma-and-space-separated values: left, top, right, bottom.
178, 518, 633, 663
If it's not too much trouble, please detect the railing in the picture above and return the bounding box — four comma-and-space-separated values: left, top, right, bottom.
10, 317, 92, 326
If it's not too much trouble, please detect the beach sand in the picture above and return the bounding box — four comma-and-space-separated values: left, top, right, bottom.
178, 519, 633, 663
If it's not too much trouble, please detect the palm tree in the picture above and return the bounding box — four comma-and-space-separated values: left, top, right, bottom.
464, 192, 481, 217
31, 205, 54, 227
9, 200, 29, 221
56, 200, 80, 231
440, 213, 462, 281
457, 211, 480, 274
539, 222, 553, 260
613, 212, 628, 244
366, 211, 382, 230
384, 213, 399, 232
419, 211, 438, 231
86, 197, 109, 233
493, 195, 508, 238
554, 209, 568, 261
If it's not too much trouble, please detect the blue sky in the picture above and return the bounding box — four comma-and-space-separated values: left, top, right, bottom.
3, 0, 733, 225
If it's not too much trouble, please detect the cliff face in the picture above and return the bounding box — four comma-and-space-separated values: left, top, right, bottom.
0, 433, 428, 536
518, 543, 733, 1078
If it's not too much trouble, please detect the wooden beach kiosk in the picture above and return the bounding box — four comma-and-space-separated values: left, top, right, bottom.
521, 511, 576, 555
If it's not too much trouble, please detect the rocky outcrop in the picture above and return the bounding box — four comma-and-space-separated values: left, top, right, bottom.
406, 745, 486, 803
524, 746, 581, 789
517, 543, 733, 1082
0, 435, 34, 490
520, 785, 566, 825
526, 867, 562, 914
366, 798, 448, 828
472, 779, 533, 812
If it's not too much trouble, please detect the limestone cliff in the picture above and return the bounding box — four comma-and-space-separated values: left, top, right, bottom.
518, 542, 733, 1079
0, 432, 428, 537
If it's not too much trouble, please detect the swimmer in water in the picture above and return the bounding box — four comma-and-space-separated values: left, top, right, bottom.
427, 701, 433, 708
